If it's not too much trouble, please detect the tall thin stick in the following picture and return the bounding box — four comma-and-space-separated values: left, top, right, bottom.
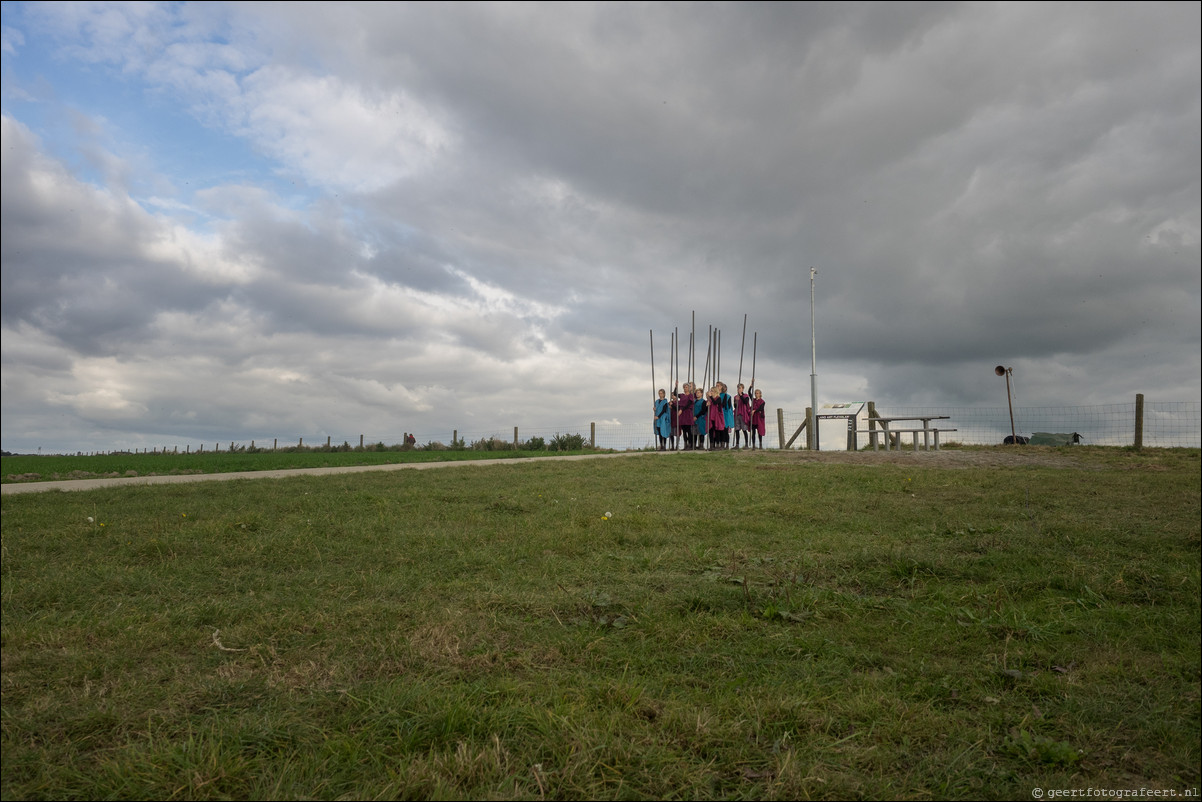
669, 330, 675, 392
650, 330, 656, 402
751, 332, 757, 388
738, 313, 747, 386
716, 329, 721, 386
688, 331, 694, 387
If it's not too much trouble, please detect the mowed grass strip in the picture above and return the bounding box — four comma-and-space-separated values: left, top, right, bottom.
1, 448, 1198, 800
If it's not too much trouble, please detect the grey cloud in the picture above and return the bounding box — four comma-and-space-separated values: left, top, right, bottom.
1, 2, 1197, 453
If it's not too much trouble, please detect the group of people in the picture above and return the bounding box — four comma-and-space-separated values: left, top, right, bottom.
654, 381, 766, 451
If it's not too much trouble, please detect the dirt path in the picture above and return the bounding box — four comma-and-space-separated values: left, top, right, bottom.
1, 447, 1078, 495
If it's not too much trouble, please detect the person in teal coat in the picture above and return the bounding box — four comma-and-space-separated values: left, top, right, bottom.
654, 389, 672, 450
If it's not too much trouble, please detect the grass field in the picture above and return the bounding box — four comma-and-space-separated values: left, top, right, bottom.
1, 444, 603, 485
1, 447, 1198, 800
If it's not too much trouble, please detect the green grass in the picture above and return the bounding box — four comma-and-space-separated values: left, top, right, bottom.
2, 448, 1199, 800
1, 445, 605, 484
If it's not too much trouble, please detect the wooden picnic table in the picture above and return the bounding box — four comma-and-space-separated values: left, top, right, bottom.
858, 416, 954, 452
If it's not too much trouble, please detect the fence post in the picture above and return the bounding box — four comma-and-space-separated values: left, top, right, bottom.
776, 408, 785, 449
806, 407, 816, 450
514, 427, 519, 449
299, 437, 303, 448
454, 429, 458, 447
273, 438, 277, 451
360, 434, 364, 449
590, 422, 595, 448
1134, 393, 1144, 450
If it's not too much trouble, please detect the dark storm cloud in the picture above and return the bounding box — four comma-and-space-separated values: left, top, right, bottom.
1, 2, 1197, 453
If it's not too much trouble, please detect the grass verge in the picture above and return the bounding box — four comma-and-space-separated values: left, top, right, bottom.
1, 447, 606, 484
1, 448, 1198, 799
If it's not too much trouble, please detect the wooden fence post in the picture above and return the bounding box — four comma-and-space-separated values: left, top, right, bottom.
867, 401, 879, 450
273, 438, 277, 451
514, 427, 519, 449
1134, 393, 1144, 450
776, 408, 785, 450
360, 434, 364, 449
590, 422, 595, 448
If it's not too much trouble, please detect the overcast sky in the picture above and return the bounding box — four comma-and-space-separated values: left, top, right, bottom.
2, 1, 1199, 453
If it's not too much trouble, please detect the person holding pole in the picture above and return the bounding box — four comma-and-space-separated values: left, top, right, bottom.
676, 380, 695, 450
654, 389, 672, 451
719, 382, 734, 449
733, 383, 752, 448
693, 386, 708, 451
707, 384, 727, 450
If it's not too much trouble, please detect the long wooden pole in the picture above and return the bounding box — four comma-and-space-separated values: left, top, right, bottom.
750, 332, 757, 388
688, 331, 694, 387
650, 329, 656, 403
738, 314, 747, 386
669, 330, 675, 393
716, 328, 721, 386
690, 311, 695, 387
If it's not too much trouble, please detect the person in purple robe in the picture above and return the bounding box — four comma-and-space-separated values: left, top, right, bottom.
750, 388, 767, 449
732, 383, 752, 449
706, 385, 726, 450
675, 381, 695, 450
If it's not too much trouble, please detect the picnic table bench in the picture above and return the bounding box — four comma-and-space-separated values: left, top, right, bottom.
856, 416, 956, 451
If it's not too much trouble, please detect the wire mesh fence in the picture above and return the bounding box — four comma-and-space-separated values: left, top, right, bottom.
101, 399, 1199, 455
